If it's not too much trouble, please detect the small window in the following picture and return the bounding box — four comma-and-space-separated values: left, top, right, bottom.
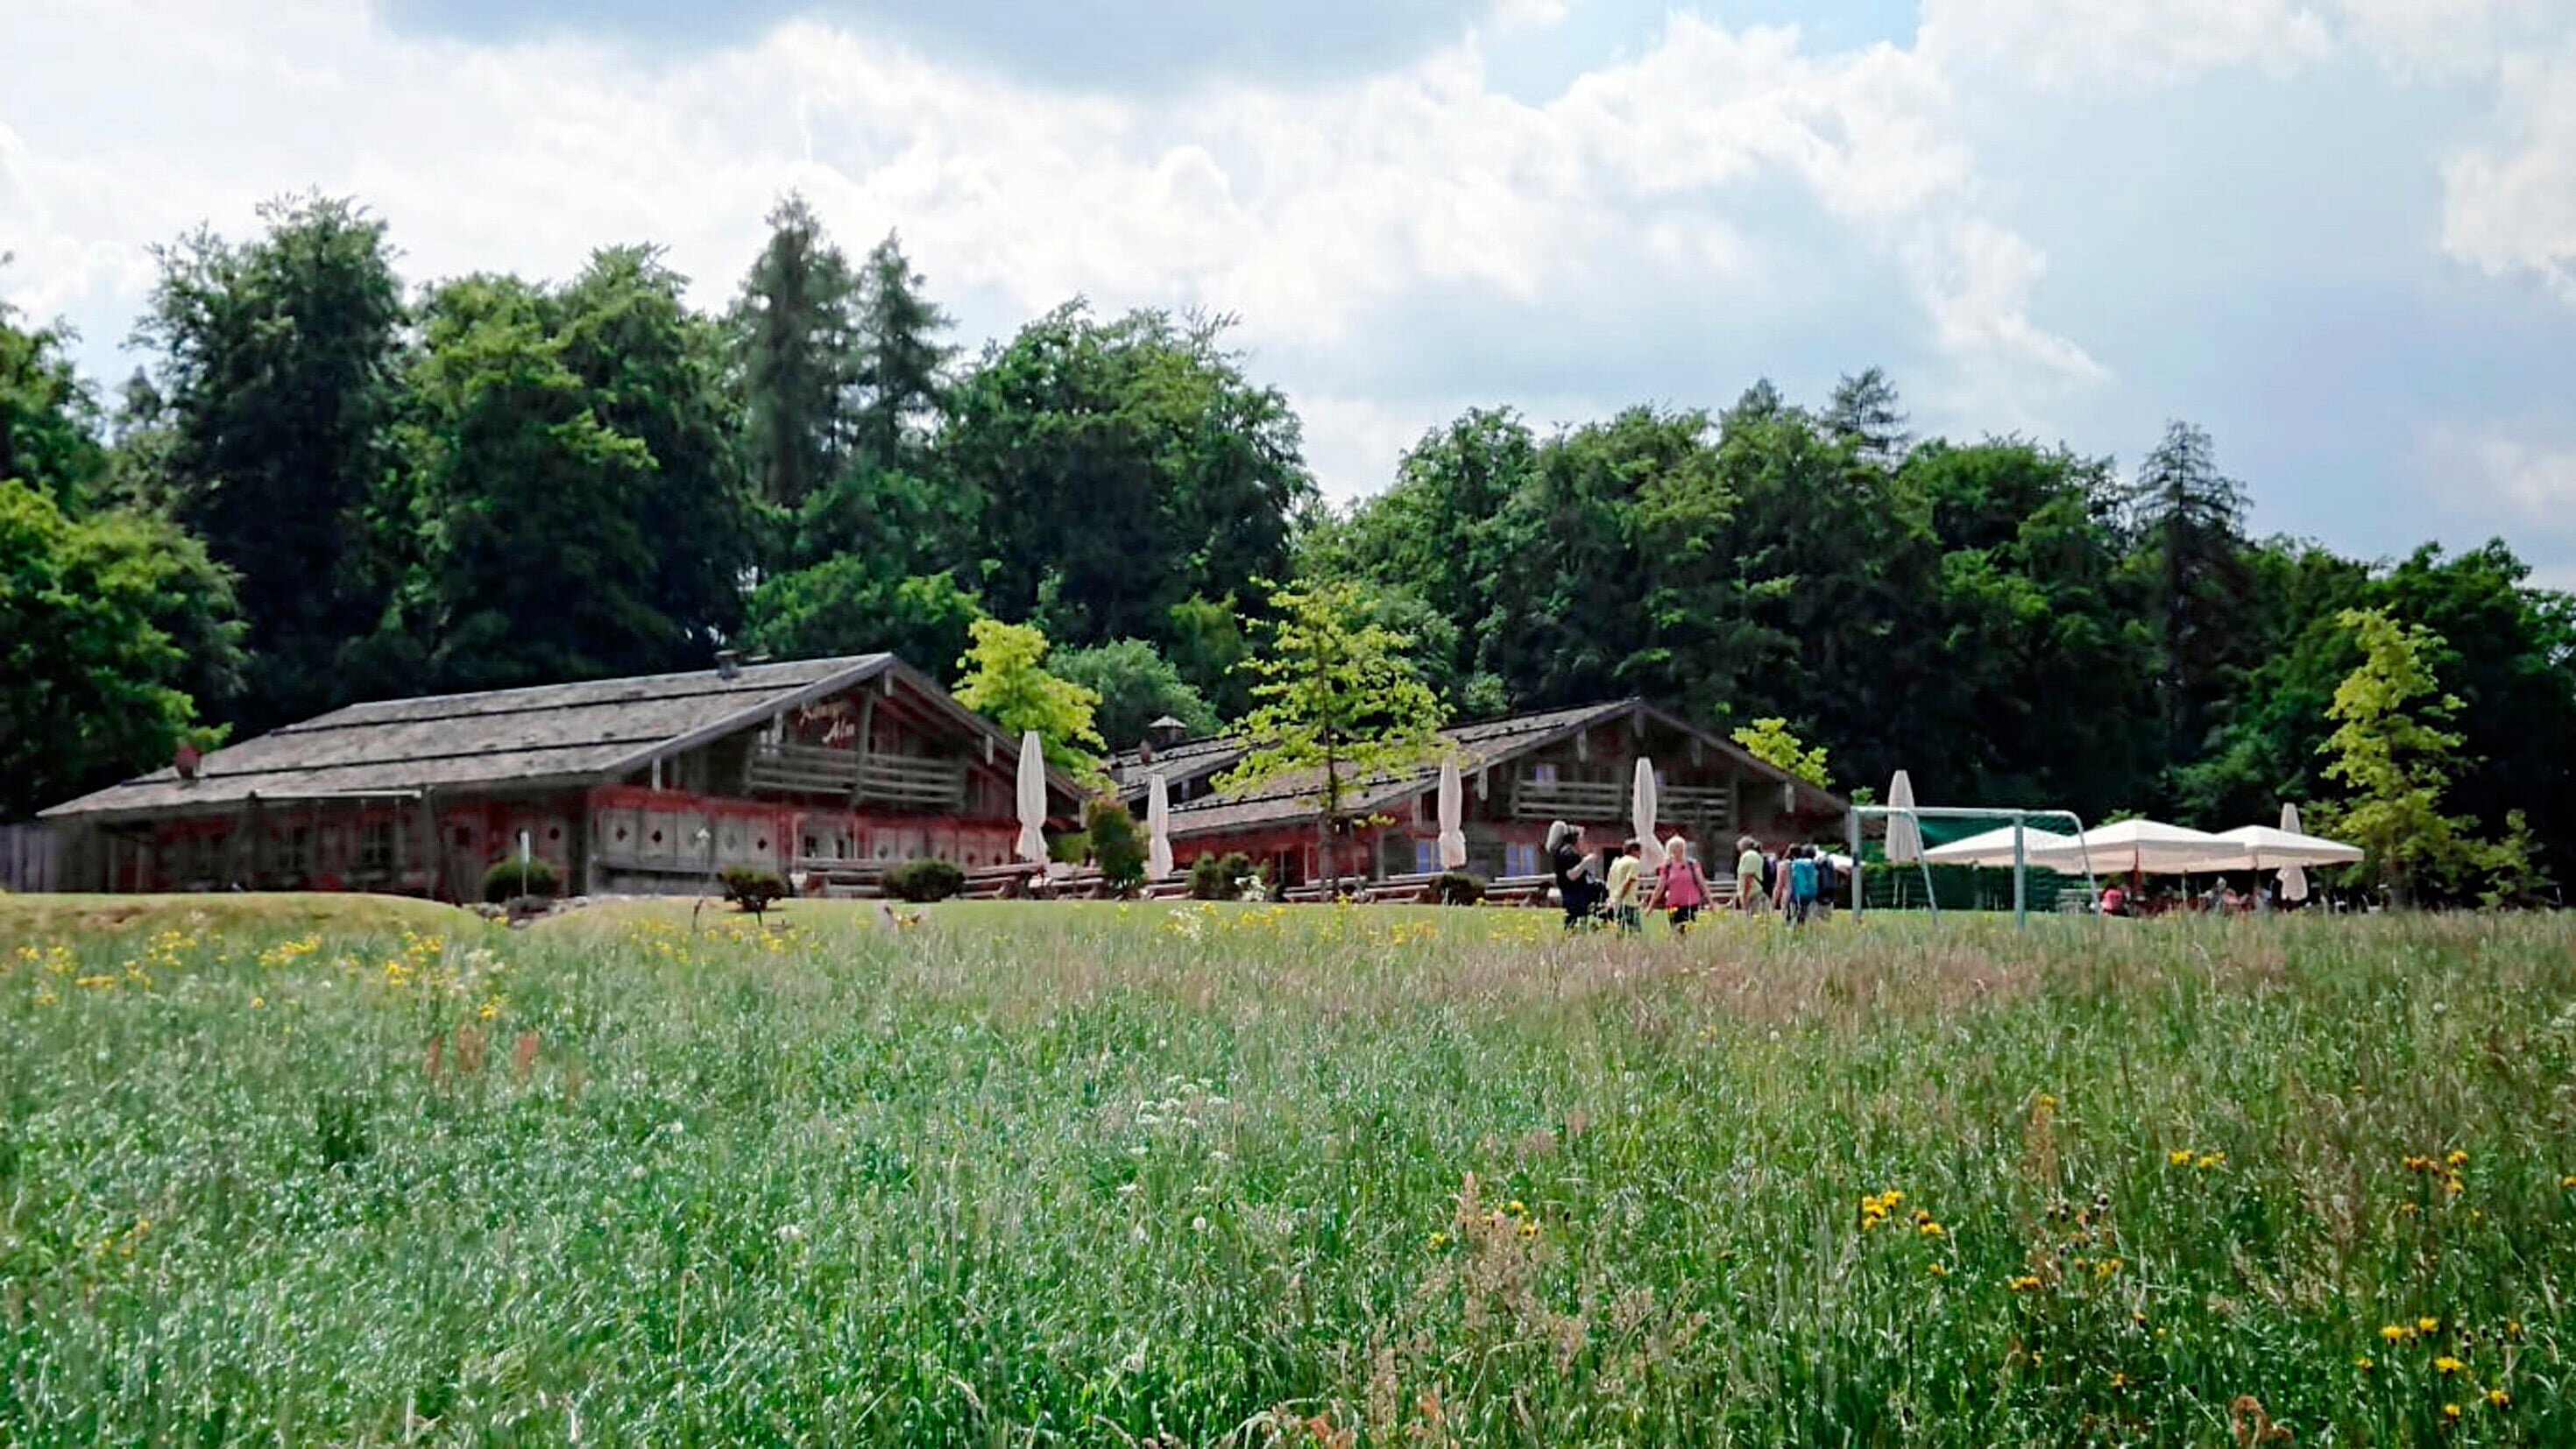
1413, 839, 1439, 874
755, 838, 768, 852
649, 829, 663, 845
1506, 843, 1539, 879
1531, 763, 1560, 785
548, 826, 562, 842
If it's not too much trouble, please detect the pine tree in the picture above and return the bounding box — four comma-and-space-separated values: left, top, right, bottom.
729, 194, 859, 512
1824, 366, 1911, 468
2129, 421, 2250, 774
850, 230, 955, 473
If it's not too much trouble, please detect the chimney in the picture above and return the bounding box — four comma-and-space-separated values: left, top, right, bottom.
715, 649, 741, 681
174, 741, 202, 782
1146, 714, 1190, 751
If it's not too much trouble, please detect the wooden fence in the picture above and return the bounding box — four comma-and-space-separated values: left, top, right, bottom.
0, 823, 60, 893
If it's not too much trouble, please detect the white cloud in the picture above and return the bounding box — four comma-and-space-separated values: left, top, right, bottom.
2441, 41, 2576, 307
1919, 0, 2332, 93
2423, 421, 2576, 541
3, 0, 2097, 500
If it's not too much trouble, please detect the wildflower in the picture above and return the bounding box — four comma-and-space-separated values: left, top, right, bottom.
1517, 1219, 1538, 1240
2487, 1389, 2509, 1409
2036, 1093, 2058, 1111
2419, 1316, 2441, 1335
1918, 1220, 1943, 1238
2561, 1175, 2576, 1191
2194, 1153, 2226, 1170
2381, 1325, 2410, 1344
2009, 1276, 2042, 1292
478, 1000, 500, 1021
2095, 1256, 2123, 1279
2108, 1372, 2127, 1389
2441, 1403, 2462, 1424
2434, 1355, 2465, 1376
2505, 1321, 2523, 1339
1506, 1200, 1527, 1217
250, 995, 265, 1009
2444, 1149, 2467, 1168
2169, 1149, 2193, 1167
1927, 1261, 1948, 1278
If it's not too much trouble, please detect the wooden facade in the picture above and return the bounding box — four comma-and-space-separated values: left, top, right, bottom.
39, 655, 1079, 901
1125, 699, 1848, 890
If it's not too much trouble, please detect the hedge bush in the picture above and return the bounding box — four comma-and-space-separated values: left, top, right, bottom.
1189, 852, 1255, 901
719, 865, 789, 915
480, 856, 560, 904
884, 859, 966, 903
1433, 871, 1485, 906
1085, 797, 1146, 894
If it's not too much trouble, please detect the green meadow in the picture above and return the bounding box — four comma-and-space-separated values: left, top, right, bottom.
5, 896, 2575, 1445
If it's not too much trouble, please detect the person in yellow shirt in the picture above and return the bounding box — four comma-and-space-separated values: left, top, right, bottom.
1606, 838, 1645, 937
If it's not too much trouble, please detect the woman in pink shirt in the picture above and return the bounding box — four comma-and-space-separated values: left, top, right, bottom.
1650, 836, 1712, 935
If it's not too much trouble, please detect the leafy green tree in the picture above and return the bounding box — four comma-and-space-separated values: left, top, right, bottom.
134, 194, 407, 731
1221, 578, 1450, 895
729, 194, 859, 512
1083, 795, 1149, 893
1331, 407, 1539, 699
0, 304, 105, 509
952, 618, 1107, 777
1731, 718, 1830, 788
2310, 609, 2487, 907
2127, 421, 2252, 781
743, 561, 985, 675
944, 304, 1311, 648
2, 478, 244, 817
1053, 638, 1219, 749
1165, 593, 1255, 721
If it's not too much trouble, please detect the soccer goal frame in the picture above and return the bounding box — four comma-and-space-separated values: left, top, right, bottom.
1844, 805, 2100, 929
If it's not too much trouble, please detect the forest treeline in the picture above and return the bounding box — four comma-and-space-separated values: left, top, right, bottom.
4, 194, 2571, 898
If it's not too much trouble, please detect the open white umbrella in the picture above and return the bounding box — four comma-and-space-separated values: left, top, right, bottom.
1015, 729, 1048, 865
2202, 811, 2359, 880
1922, 823, 2080, 868
2063, 818, 2229, 875
1885, 771, 1923, 864
1436, 760, 1468, 871
1631, 758, 1666, 871
1147, 772, 1174, 880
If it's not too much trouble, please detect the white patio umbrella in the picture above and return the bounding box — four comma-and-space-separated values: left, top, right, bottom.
1436, 760, 1468, 871
1922, 824, 2080, 868
1015, 729, 1048, 865
2205, 810, 2359, 878
1147, 772, 1174, 880
1631, 758, 1666, 871
2063, 818, 2231, 875
1885, 771, 1923, 864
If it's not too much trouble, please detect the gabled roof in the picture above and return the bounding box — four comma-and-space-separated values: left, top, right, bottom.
1108, 733, 1251, 799
41, 654, 1076, 822
1163, 698, 1847, 838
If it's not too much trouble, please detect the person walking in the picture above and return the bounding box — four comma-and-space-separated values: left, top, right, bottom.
1606, 839, 1645, 937
1651, 835, 1711, 934
1785, 845, 1822, 927
1736, 835, 1767, 915
1547, 821, 1596, 932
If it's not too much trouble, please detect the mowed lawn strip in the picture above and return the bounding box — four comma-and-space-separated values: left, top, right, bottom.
3, 906, 2572, 1444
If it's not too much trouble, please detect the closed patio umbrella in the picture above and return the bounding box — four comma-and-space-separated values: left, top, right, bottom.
1015, 730, 1048, 865
1885, 772, 1923, 864
1631, 758, 1666, 871
1147, 772, 1174, 880
2277, 802, 2317, 901
1436, 760, 1468, 871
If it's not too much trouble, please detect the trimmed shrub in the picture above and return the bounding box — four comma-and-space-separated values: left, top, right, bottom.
1189, 852, 1256, 901
1048, 831, 1090, 866
885, 859, 966, 903
1085, 797, 1147, 894
719, 865, 789, 916
1434, 871, 1485, 906
481, 856, 560, 904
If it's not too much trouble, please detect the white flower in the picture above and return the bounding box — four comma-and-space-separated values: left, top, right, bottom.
1191, 1215, 1209, 1234
776, 1224, 804, 1245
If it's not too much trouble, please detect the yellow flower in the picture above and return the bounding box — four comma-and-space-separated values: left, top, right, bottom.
2561, 1175, 2576, 1191
2505, 1320, 2523, 1339
2355, 1356, 2374, 1371
2445, 1149, 2468, 1168
2169, 1149, 2194, 1167
2487, 1389, 2509, 1409
1428, 1231, 1448, 1249
1918, 1220, 1943, 1238
2195, 1152, 2226, 1170
2095, 1257, 2123, 1278
2035, 1093, 2058, 1110
2434, 1355, 2465, 1375
250, 995, 265, 1009
2419, 1316, 2441, 1335
1517, 1219, 1538, 1240
1927, 1261, 1949, 1278
2009, 1275, 2042, 1292
2441, 1403, 2462, 1424
2381, 1325, 2410, 1343
478, 1000, 500, 1021
1506, 1200, 1527, 1217
2108, 1372, 2127, 1389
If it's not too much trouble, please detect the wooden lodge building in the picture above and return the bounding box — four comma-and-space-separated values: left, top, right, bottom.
1112, 698, 1849, 890
38, 654, 1085, 900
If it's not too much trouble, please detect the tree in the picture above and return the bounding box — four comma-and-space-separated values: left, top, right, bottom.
1220, 578, 1450, 896
951, 618, 1107, 777
2127, 421, 2251, 781
729, 194, 860, 512
2, 478, 244, 817
2310, 609, 2486, 907
1166, 593, 1255, 721
743, 561, 985, 677
1052, 638, 1220, 750
0, 304, 105, 509
1730, 718, 1830, 788
944, 304, 1311, 648
1823, 366, 1911, 468
849, 231, 955, 474
135, 194, 406, 732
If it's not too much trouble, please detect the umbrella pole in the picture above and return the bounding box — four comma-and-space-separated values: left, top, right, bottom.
2012, 822, 2027, 930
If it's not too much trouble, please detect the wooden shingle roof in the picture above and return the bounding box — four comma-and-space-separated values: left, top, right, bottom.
44, 655, 910, 821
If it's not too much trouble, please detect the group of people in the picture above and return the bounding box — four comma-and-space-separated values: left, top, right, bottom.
1546, 821, 1842, 935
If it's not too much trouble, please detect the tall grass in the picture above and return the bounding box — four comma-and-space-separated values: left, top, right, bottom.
4, 903, 2574, 1444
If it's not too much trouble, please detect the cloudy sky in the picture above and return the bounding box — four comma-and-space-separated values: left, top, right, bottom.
7, 0, 2575, 583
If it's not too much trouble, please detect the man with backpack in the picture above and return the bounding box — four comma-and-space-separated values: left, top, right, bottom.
1785, 845, 1822, 926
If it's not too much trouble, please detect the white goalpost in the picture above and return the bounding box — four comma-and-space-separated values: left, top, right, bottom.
1844, 802, 2101, 929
